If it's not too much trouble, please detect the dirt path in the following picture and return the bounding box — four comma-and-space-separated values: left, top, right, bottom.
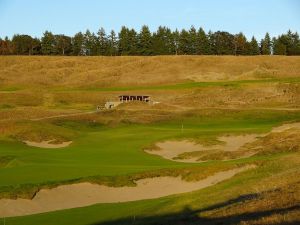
30, 110, 97, 121
0, 165, 254, 217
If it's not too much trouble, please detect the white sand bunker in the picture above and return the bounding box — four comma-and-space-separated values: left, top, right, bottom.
145, 122, 300, 162
0, 165, 254, 217
24, 140, 72, 148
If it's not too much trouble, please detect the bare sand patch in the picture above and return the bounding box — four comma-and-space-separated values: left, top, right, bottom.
24, 140, 72, 148
145, 122, 300, 162
0, 165, 254, 217
271, 122, 300, 133
146, 134, 260, 162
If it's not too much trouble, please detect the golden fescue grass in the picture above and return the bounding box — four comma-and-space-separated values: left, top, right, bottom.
199, 162, 300, 225
1, 56, 300, 88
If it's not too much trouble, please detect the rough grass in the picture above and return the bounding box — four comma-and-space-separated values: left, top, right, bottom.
1, 56, 300, 88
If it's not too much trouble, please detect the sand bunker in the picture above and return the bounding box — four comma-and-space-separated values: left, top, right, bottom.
0, 165, 254, 217
146, 134, 260, 162
148, 134, 259, 160
24, 140, 72, 148
145, 122, 300, 162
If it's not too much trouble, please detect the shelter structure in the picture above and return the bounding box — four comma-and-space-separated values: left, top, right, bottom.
119, 95, 150, 102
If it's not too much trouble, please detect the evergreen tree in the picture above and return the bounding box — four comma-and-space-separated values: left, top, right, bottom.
153, 26, 167, 55
207, 30, 215, 54
97, 27, 108, 55
72, 32, 84, 55
272, 37, 287, 55
83, 30, 98, 55
1, 27, 300, 56
118, 26, 130, 55
138, 25, 153, 55
128, 29, 138, 55
285, 30, 300, 55
188, 26, 197, 55
172, 29, 180, 55
178, 29, 190, 54
108, 30, 117, 56
249, 36, 260, 55
196, 28, 209, 55
261, 32, 271, 55
41, 31, 55, 55
152, 26, 175, 55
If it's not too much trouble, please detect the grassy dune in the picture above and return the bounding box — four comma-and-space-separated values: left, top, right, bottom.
1, 56, 300, 88
0, 56, 300, 224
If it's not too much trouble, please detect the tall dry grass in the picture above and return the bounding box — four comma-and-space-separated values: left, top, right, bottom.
0, 56, 300, 88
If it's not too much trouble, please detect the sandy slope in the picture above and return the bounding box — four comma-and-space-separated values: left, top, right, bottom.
0, 165, 254, 217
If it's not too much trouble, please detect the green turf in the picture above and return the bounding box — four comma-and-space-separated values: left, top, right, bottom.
54, 77, 300, 92
1, 110, 299, 189
4, 152, 299, 225
1, 109, 300, 223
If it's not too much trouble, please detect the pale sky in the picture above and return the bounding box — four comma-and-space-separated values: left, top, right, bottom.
0, 0, 299, 40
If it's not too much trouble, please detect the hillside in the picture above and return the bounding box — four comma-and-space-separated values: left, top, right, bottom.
0, 56, 300, 88
0, 56, 300, 225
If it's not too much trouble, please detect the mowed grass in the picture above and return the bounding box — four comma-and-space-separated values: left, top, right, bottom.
55, 77, 300, 92
0, 109, 299, 194
5, 151, 300, 225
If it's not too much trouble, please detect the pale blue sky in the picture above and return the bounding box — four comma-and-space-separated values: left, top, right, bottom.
0, 0, 299, 40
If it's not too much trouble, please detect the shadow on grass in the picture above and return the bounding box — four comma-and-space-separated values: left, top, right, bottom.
91, 193, 300, 225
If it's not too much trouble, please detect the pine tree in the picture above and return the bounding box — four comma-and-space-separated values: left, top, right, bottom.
207, 30, 215, 54
188, 26, 197, 55
261, 32, 271, 55
138, 25, 153, 55
249, 36, 260, 55
196, 28, 209, 55
153, 26, 167, 55
72, 32, 84, 55
83, 30, 97, 55
172, 29, 180, 55
178, 29, 189, 54
41, 31, 55, 55
108, 30, 117, 56
272, 37, 286, 55
118, 26, 130, 55
97, 27, 108, 55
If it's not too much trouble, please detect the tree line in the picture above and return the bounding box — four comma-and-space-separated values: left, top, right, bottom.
0, 26, 299, 56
